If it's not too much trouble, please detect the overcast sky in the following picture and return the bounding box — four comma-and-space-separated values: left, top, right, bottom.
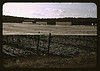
3, 2, 97, 18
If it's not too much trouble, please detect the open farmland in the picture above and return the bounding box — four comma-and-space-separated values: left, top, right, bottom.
2, 23, 97, 68
3, 23, 97, 35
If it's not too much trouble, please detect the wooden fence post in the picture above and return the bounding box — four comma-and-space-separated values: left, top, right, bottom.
47, 33, 51, 55
37, 32, 40, 54
7, 36, 8, 44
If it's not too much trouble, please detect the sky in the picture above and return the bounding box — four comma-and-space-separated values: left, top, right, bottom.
3, 2, 97, 18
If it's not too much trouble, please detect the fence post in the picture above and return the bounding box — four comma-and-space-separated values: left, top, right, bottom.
47, 33, 51, 55
7, 36, 8, 44
37, 32, 40, 54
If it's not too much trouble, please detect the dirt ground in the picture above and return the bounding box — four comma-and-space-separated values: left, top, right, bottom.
3, 23, 97, 35
3, 54, 96, 68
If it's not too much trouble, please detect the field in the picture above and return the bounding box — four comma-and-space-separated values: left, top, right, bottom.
3, 23, 97, 35
3, 54, 96, 68
3, 35, 97, 68
2, 23, 97, 68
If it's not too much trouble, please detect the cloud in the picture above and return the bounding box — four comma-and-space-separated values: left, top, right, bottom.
45, 8, 65, 13
32, 13, 44, 16
44, 8, 66, 18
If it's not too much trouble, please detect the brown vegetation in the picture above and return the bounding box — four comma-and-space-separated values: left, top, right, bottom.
3, 54, 96, 68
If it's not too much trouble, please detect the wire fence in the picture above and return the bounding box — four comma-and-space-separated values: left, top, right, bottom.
3, 33, 97, 57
